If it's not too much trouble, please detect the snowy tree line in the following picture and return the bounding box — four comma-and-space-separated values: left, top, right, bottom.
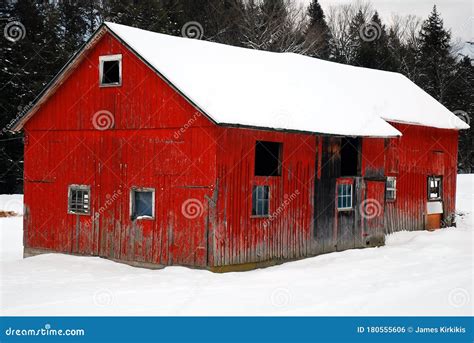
0, 0, 473, 193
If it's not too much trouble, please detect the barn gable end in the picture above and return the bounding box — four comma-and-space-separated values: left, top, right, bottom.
22, 28, 218, 267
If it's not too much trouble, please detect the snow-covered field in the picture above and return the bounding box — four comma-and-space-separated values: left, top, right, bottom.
0, 176, 472, 316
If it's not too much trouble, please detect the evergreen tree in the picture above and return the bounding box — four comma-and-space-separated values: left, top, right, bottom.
349, 11, 391, 69
416, 5, 455, 103
347, 10, 366, 64
447, 56, 474, 172
58, 1, 88, 56
106, 0, 180, 35
180, 0, 246, 45
305, 0, 331, 59
0, 0, 47, 193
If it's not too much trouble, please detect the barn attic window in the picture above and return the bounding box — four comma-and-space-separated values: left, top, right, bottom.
428, 176, 442, 201
68, 185, 90, 215
99, 54, 122, 86
255, 141, 282, 176
131, 188, 155, 220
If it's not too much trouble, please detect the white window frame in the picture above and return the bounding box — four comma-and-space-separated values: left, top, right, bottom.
252, 185, 270, 217
99, 54, 122, 87
130, 187, 155, 220
386, 176, 397, 201
337, 183, 353, 211
428, 176, 442, 201
68, 184, 91, 215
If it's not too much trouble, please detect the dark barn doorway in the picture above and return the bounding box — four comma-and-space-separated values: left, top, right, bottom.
340, 137, 360, 177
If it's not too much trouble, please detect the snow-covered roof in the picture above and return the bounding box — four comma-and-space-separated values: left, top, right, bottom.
12, 22, 470, 136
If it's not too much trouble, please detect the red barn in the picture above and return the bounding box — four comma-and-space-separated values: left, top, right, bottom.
11, 23, 469, 271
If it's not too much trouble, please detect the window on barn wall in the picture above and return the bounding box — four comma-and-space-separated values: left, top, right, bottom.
337, 183, 353, 210
428, 176, 442, 201
340, 137, 360, 177
255, 141, 282, 176
252, 185, 269, 216
68, 185, 90, 215
99, 54, 122, 86
386, 177, 397, 201
131, 188, 155, 220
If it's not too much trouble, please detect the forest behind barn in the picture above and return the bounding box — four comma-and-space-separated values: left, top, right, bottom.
0, 0, 472, 194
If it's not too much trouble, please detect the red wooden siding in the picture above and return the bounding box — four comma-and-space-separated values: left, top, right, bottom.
24, 32, 217, 267
213, 128, 316, 266
383, 123, 458, 233
22, 29, 461, 270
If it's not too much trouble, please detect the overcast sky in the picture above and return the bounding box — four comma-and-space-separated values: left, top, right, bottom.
309, 0, 473, 43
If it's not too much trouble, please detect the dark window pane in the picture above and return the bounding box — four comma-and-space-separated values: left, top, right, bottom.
263, 199, 269, 215
340, 137, 360, 176
133, 191, 153, 219
255, 141, 282, 176
102, 60, 120, 84
68, 186, 90, 214
337, 184, 352, 209
428, 177, 442, 200
252, 186, 258, 215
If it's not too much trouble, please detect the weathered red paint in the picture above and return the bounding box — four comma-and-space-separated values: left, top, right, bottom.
383, 123, 458, 233
21, 30, 460, 269
24, 32, 217, 267
212, 128, 316, 266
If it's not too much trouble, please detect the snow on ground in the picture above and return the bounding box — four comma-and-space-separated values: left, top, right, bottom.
0, 176, 472, 316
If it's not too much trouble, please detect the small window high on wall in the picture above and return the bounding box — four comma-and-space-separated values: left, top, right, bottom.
99, 54, 122, 86
340, 137, 360, 177
255, 141, 282, 176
